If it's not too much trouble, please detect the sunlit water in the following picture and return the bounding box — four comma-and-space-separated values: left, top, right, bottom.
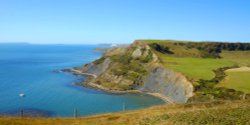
0, 44, 164, 117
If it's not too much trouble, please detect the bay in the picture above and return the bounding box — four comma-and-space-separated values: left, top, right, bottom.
0, 44, 164, 117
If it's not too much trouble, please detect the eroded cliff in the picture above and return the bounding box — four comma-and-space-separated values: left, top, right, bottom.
72, 41, 194, 103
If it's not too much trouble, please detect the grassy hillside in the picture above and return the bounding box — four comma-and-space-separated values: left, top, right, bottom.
88, 40, 250, 101
1, 100, 249, 125
221, 51, 250, 66
141, 40, 250, 102
142, 40, 250, 82
92, 46, 153, 90
142, 40, 250, 58
78, 40, 250, 96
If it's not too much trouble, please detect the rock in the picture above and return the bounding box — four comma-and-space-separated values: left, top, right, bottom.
72, 40, 194, 103
140, 66, 193, 103
80, 58, 111, 76
132, 48, 142, 58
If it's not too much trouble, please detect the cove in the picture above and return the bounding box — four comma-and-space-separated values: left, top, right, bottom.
0, 44, 165, 117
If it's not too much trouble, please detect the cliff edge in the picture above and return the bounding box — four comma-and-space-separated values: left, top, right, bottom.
70, 41, 194, 103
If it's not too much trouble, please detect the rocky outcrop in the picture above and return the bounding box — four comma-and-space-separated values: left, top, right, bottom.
139, 66, 193, 103
78, 58, 112, 76
131, 48, 142, 58
70, 41, 194, 103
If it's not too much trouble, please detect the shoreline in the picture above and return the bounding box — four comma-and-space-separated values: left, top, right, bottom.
64, 68, 174, 103
85, 81, 174, 103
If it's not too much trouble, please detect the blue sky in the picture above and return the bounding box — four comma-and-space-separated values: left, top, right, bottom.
0, 0, 249, 44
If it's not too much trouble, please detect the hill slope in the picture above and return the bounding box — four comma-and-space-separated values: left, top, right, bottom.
1, 100, 250, 125
67, 40, 250, 103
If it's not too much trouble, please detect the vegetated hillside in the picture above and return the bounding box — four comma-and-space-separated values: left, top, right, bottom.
69, 40, 250, 103
142, 40, 250, 102
1, 100, 250, 125
144, 40, 250, 58
71, 41, 193, 103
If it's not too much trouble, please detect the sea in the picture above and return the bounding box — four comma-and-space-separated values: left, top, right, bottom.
0, 43, 164, 117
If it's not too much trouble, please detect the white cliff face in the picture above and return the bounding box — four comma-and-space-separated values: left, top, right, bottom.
140, 66, 193, 103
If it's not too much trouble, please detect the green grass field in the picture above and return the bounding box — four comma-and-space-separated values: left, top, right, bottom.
158, 54, 235, 81
158, 52, 250, 93
143, 41, 249, 83
218, 69, 250, 93
152, 47, 250, 92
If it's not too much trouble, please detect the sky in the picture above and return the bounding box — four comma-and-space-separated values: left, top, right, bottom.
0, 0, 249, 44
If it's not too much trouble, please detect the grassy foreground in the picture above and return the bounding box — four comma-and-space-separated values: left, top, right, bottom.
1, 100, 249, 125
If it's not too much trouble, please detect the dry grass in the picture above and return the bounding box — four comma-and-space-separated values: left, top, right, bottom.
1, 100, 250, 125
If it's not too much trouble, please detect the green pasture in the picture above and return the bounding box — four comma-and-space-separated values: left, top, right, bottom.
159, 54, 235, 81
218, 71, 250, 93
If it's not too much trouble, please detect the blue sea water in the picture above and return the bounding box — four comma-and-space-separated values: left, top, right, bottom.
0, 44, 164, 117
